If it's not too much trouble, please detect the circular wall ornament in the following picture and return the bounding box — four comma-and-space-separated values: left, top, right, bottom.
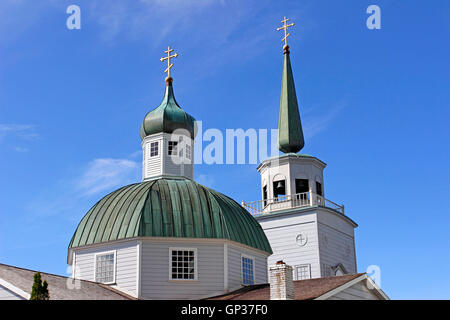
296, 233, 308, 247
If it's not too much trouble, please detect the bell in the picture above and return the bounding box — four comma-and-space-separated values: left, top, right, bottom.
276, 181, 284, 189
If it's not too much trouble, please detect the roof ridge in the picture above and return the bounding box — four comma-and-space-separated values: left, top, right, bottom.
0, 263, 72, 280
0, 262, 136, 299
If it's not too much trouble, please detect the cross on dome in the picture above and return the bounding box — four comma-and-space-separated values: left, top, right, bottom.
160, 46, 178, 81
276, 16, 295, 49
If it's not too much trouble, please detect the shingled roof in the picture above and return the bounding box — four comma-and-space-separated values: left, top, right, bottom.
0, 263, 134, 300
209, 273, 366, 300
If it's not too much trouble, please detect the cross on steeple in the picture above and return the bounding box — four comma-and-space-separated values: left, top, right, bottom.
276, 16, 295, 49
160, 46, 178, 80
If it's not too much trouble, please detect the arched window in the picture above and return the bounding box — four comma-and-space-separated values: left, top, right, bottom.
262, 180, 268, 206
315, 176, 323, 196
272, 174, 286, 199
295, 178, 309, 194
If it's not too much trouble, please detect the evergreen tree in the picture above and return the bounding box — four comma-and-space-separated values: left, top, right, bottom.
30, 272, 50, 300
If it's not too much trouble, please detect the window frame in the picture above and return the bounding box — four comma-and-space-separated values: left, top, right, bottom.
94, 250, 117, 285
185, 144, 191, 160
168, 141, 178, 156
149, 141, 159, 157
169, 247, 198, 281
294, 264, 311, 280
240, 254, 256, 286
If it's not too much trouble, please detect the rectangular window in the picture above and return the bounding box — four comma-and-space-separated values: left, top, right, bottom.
295, 264, 311, 280
295, 179, 309, 194
95, 252, 115, 284
150, 141, 159, 157
262, 185, 268, 207
170, 248, 197, 280
316, 181, 323, 196
186, 144, 191, 160
241, 255, 255, 285
168, 141, 178, 156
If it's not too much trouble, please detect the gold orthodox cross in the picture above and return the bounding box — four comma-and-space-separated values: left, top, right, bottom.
277, 16, 294, 48
160, 46, 178, 79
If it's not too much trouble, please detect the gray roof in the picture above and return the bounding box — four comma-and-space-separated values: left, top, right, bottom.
0, 263, 134, 300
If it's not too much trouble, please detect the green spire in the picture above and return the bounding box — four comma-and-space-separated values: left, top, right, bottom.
277, 45, 305, 154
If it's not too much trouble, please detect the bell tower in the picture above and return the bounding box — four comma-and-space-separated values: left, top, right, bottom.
243, 17, 359, 281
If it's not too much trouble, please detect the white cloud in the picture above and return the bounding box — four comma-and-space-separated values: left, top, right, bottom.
21, 155, 141, 223
0, 124, 39, 141
13, 146, 28, 152
303, 103, 346, 139
76, 158, 140, 196
195, 174, 215, 188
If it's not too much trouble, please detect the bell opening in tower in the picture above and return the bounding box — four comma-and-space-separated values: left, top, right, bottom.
263, 185, 268, 206
316, 181, 323, 196
273, 180, 286, 200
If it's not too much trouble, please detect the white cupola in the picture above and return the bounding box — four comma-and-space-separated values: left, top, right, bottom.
139, 76, 196, 181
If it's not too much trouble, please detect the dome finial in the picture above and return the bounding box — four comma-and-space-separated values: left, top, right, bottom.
276, 16, 294, 53
160, 46, 178, 84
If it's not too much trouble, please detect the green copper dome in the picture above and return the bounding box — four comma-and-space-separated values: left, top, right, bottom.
140, 81, 196, 140
69, 178, 272, 254
278, 46, 305, 154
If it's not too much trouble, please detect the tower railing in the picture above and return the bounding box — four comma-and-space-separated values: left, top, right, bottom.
242, 191, 345, 217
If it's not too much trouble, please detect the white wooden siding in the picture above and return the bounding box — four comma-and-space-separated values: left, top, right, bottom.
143, 136, 163, 179
258, 210, 321, 280
227, 243, 268, 290
140, 240, 224, 300
317, 210, 357, 275
73, 241, 138, 296
162, 135, 194, 179
326, 281, 380, 300
0, 284, 24, 300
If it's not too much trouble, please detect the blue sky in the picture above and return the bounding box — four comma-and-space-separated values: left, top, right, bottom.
0, 0, 449, 299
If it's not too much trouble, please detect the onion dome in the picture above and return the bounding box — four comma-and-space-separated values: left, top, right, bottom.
140, 78, 196, 140
69, 177, 272, 254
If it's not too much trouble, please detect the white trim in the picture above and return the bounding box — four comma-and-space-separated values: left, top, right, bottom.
240, 253, 256, 286
294, 264, 311, 280
0, 278, 30, 300
257, 154, 327, 172
68, 236, 271, 264
94, 250, 117, 284
315, 214, 322, 278
314, 274, 389, 300
365, 275, 390, 300
72, 252, 76, 278
168, 247, 198, 281
136, 240, 142, 298
224, 242, 228, 292
255, 205, 358, 228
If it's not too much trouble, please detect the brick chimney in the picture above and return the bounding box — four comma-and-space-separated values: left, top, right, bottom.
269, 260, 294, 300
